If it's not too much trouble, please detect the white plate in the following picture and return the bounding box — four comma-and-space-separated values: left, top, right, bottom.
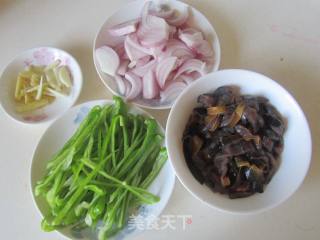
0, 47, 83, 124
30, 99, 175, 239
93, 0, 221, 109
166, 69, 312, 214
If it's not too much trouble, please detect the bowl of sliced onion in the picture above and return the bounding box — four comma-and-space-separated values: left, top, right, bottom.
0, 47, 83, 124
93, 0, 221, 109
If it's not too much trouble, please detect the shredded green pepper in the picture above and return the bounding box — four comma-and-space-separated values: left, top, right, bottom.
35, 96, 167, 239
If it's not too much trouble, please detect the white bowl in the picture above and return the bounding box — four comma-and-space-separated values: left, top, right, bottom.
166, 69, 312, 214
30, 99, 175, 239
93, 0, 221, 109
0, 47, 83, 124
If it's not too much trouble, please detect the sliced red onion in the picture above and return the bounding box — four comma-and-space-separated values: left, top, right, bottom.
163, 39, 194, 59
165, 72, 176, 86
156, 56, 178, 88
104, 34, 126, 48
149, 3, 174, 19
114, 75, 127, 95
127, 56, 149, 69
166, 6, 189, 26
178, 28, 213, 58
124, 79, 131, 97
143, 70, 159, 99
179, 28, 203, 49
165, 38, 184, 47
177, 54, 195, 66
179, 27, 199, 34
165, 39, 193, 52
124, 33, 151, 61
138, 2, 170, 47
104, 1, 215, 102
95, 46, 120, 77
150, 42, 166, 59
201, 55, 215, 71
117, 60, 129, 76
128, 61, 137, 69
108, 19, 139, 36
176, 74, 194, 85
178, 72, 202, 85
141, 0, 151, 21
114, 43, 126, 59
124, 72, 142, 100
190, 71, 202, 79
160, 81, 187, 103
168, 25, 177, 38
194, 39, 214, 58
114, 43, 133, 60
131, 59, 157, 77
122, 51, 129, 60
137, 15, 170, 47
136, 55, 152, 67
174, 59, 207, 80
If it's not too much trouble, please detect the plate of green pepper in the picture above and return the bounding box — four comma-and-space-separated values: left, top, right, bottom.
30, 96, 175, 240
